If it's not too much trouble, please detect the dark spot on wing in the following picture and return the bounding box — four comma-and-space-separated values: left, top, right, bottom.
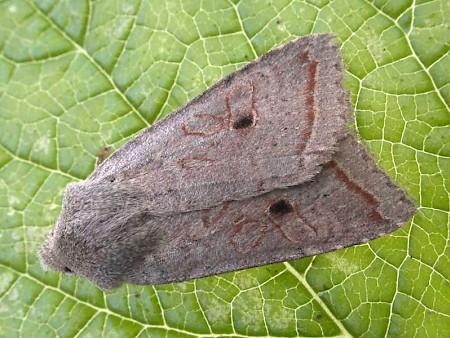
269, 199, 294, 216
233, 115, 254, 130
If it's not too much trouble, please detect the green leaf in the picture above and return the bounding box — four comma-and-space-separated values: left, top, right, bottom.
1, 0, 449, 337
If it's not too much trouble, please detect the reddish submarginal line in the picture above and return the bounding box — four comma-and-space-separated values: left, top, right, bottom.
298, 52, 318, 153
328, 161, 383, 222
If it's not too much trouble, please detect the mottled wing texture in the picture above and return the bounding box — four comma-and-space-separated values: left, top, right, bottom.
89, 34, 348, 214
128, 136, 416, 285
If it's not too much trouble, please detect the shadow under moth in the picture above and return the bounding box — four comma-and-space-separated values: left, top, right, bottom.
39, 34, 416, 290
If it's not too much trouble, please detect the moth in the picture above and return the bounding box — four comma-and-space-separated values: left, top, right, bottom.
39, 34, 416, 290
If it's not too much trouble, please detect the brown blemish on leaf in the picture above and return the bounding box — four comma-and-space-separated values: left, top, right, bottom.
97, 146, 112, 166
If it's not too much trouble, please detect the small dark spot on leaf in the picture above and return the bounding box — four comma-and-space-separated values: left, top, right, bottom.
315, 314, 323, 321
269, 199, 293, 215
233, 115, 254, 130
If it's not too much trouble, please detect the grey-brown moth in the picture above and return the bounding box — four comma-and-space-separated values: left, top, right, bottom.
39, 34, 416, 290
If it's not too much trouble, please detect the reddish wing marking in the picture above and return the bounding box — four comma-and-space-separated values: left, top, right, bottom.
202, 203, 269, 253
178, 157, 216, 169
201, 202, 231, 229
293, 204, 318, 235
298, 52, 318, 154
231, 216, 269, 253
327, 160, 383, 222
181, 114, 225, 136
265, 198, 318, 242
226, 82, 258, 133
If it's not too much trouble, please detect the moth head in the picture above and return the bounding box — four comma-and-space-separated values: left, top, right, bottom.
39, 181, 161, 290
